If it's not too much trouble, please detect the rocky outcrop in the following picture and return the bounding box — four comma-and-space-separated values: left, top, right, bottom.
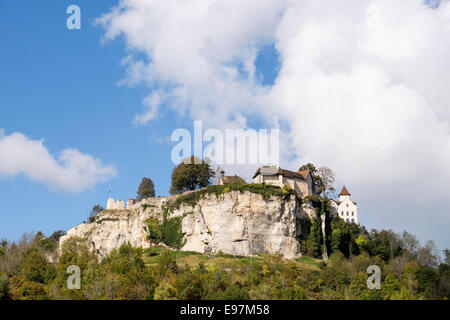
60, 190, 318, 259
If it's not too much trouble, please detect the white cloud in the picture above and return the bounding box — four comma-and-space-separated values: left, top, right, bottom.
0, 130, 117, 192
98, 0, 450, 248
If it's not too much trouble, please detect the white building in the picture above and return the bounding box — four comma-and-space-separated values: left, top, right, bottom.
253, 166, 316, 198
334, 186, 358, 224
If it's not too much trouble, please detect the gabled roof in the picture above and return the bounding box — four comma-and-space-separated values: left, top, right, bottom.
253, 166, 311, 180
221, 175, 246, 184
339, 186, 351, 196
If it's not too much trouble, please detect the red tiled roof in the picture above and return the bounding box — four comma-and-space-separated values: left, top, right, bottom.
339, 186, 351, 196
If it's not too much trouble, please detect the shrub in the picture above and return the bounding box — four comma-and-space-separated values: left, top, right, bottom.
146, 208, 186, 250
0, 273, 9, 300
167, 183, 295, 210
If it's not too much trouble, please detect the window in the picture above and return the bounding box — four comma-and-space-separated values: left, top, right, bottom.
347, 211, 349, 216
351, 219, 354, 223
346, 219, 349, 222
346, 204, 349, 207
352, 212, 354, 216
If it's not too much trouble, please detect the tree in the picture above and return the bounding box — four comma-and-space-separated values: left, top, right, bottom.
0, 273, 9, 300
443, 249, 450, 265
9, 276, 48, 300
401, 231, 420, 258
137, 177, 155, 201
169, 156, 214, 194
33, 230, 66, 251
382, 274, 401, 299
417, 240, 440, 269
306, 219, 323, 258
298, 163, 325, 195
349, 271, 370, 300
19, 250, 55, 284
146, 208, 186, 250
317, 166, 336, 197
298, 163, 318, 173
88, 205, 104, 223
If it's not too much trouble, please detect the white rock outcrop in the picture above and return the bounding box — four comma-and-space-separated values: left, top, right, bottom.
60, 191, 317, 259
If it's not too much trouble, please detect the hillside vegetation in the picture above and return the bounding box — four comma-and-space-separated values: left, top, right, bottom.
0, 220, 449, 300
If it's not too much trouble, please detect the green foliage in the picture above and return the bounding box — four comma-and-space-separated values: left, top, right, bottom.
169, 156, 214, 194
157, 250, 178, 275
137, 177, 155, 201
9, 276, 48, 300
19, 249, 55, 284
350, 271, 371, 300
0, 204, 449, 301
297, 256, 323, 268
415, 266, 440, 297
329, 217, 364, 258
382, 274, 401, 299
1, 231, 449, 300
0, 273, 9, 300
444, 249, 450, 265
103, 244, 145, 274
33, 230, 65, 251
146, 208, 186, 250
154, 280, 177, 300
365, 229, 403, 263
306, 220, 323, 258
168, 183, 295, 210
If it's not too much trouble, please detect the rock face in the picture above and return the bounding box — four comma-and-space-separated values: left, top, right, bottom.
60, 191, 317, 259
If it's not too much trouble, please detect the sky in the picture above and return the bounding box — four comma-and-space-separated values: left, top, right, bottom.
0, 0, 449, 253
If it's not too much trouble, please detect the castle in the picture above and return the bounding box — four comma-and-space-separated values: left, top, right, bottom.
251, 165, 358, 224
252, 166, 316, 198
331, 186, 358, 224
63, 165, 359, 259
105, 165, 359, 224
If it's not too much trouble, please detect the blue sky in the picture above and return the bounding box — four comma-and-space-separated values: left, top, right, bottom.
1, 0, 449, 253
0, 0, 279, 240
0, 0, 175, 238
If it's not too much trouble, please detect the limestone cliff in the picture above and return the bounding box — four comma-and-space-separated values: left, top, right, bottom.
59, 190, 317, 259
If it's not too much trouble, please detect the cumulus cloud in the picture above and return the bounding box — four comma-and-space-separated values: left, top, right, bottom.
0, 130, 117, 192
97, 0, 450, 247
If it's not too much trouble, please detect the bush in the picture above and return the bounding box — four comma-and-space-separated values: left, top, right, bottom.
0, 273, 9, 300
9, 276, 48, 300
146, 208, 186, 250
20, 250, 55, 284
167, 183, 296, 210
154, 280, 177, 300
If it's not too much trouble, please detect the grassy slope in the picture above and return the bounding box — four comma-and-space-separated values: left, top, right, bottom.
142, 246, 322, 272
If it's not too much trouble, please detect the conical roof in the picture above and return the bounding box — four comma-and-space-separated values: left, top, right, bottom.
339, 186, 351, 196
